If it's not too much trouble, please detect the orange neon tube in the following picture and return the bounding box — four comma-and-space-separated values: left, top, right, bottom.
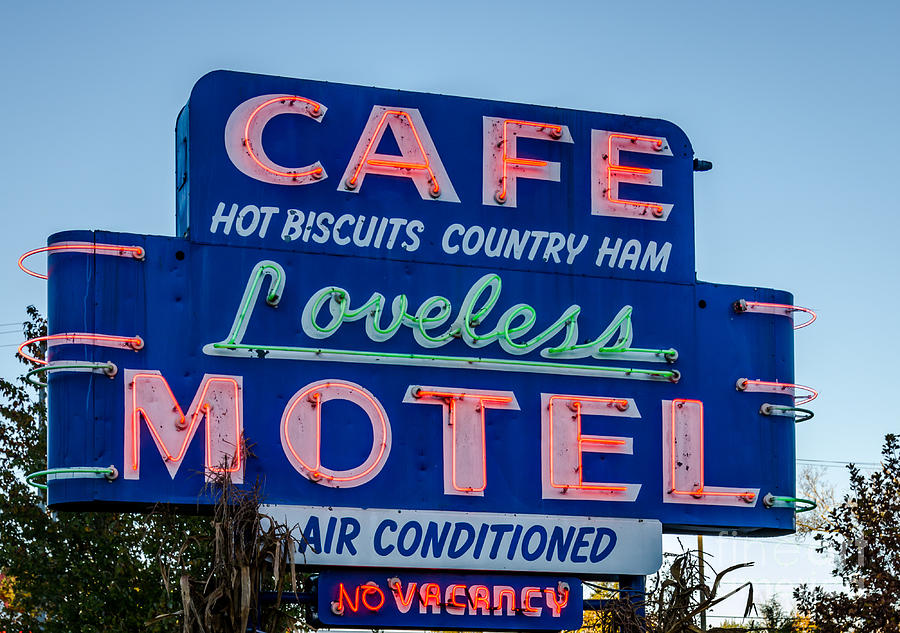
348, 110, 439, 194
131, 374, 241, 474
282, 382, 388, 482
497, 119, 563, 202
18, 333, 143, 366
669, 399, 755, 499
414, 390, 512, 493
547, 396, 630, 492
606, 133, 665, 216
243, 96, 324, 179
18, 243, 145, 280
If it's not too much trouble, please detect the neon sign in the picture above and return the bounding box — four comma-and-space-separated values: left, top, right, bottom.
39, 72, 802, 576
281, 380, 390, 487
316, 571, 583, 630
339, 107, 458, 202
483, 118, 573, 207
124, 370, 244, 483
41, 228, 799, 539
224, 94, 327, 185
120, 366, 756, 512
225, 94, 665, 215
592, 132, 674, 220
206, 261, 679, 381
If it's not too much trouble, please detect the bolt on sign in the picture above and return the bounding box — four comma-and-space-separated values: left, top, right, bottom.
40, 71, 799, 590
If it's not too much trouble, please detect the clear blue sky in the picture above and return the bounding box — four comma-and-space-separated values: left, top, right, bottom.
1, 0, 897, 617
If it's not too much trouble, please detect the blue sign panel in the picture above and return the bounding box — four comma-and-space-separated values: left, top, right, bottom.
176, 70, 696, 283
44, 230, 796, 537
315, 570, 583, 631
38, 70, 799, 580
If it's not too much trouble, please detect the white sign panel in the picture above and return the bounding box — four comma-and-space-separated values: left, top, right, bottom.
262, 505, 662, 576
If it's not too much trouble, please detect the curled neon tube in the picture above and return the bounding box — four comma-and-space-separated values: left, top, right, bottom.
18, 242, 145, 279
18, 333, 143, 365
736, 378, 818, 406
734, 299, 817, 330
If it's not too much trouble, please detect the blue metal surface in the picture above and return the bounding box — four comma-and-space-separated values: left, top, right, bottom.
315, 570, 583, 630
41, 70, 797, 540
176, 70, 696, 283
45, 229, 795, 533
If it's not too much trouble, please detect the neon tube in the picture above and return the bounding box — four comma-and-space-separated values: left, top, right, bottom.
606, 134, 665, 217
25, 361, 117, 388
734, 299, 817, 330
25, 465, 118, 491
18, 333, 143, 366
282, 381, 388, 483
496, 119, 564, 203
760, 403, 814, 423
220, 263, 679, 378
547, 395, 631, 492
244, 96, 324, 179
763, 494, 817, 513
413, 389, 513, 493
669, 399, 755, 500
347, 110, 440, 196
18, 242, 145, 279
211, 341, 680, 381
736, 379, 818, 406
130, 374, 242, 475
212, 262, 681, 380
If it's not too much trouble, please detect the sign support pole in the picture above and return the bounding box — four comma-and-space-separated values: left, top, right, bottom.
620, 574, 647, 627
698, 535, 707, 631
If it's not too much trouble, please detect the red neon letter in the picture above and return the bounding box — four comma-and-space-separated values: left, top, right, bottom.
124, 370, 243, 483
225, 94, 327, 186
361, 584, 385, 611
446, 584, 467, 615
544, 586, 569, 617
663, 399, 759, 506
521, 587, 543, 616
591, 130, 673, 220
404, 386, 519, 496
281, 380, 392, 488
419, 582, 442, 614
483, 117, 573, 208
339, 106, 459, 202
338, 583, 360, 613
468, 584, 491, 615
541, 393, 640, 501
493, 586, 516, 616
389, 580, 417, 614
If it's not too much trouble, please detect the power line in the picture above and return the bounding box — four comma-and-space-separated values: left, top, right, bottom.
797, 458, 880, 468
720, 581, 841, 586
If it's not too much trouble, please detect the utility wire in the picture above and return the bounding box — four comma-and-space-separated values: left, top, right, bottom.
719, 581, 842, 586
797, 458, 880, 468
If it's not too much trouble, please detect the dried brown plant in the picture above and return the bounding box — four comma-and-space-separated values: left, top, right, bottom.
151, 475, 308, 633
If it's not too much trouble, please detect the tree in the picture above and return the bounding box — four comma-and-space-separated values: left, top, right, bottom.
0, 308, 310, 632
795, 465, 838, 535
0, 308, 210, 631
794, 434, 900, 632
755, 596, 794, 633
